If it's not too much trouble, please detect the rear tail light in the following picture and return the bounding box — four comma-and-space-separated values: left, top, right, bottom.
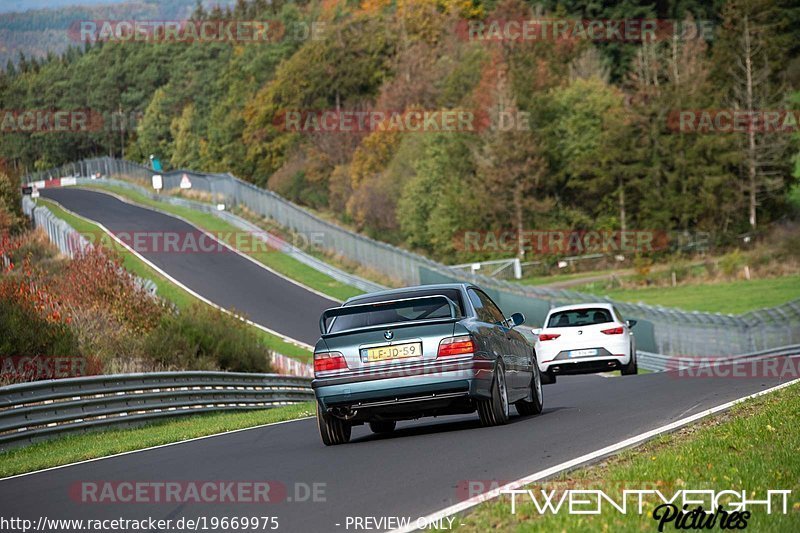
601, 327, 625, 335
438, 335, 475, 357
314, 351, 347, 373
538, 333, 561, 341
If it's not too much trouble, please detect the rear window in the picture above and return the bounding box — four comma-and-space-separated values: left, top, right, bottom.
328, 289, 464, 333
547, 308, 613, 328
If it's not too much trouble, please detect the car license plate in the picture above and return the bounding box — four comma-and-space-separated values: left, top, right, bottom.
568, 349, 598, 358
365, 342, 422, 362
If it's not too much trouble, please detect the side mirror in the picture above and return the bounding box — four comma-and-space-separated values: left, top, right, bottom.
626, 319, 638, 328
509, 312, 525, 328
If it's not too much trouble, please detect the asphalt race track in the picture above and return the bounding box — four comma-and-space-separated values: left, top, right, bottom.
5, 187, 794, 532
0, 370, 794, 532
40, 187, 338, 345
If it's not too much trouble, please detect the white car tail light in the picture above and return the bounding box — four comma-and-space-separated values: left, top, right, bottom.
538, 333, 561, 341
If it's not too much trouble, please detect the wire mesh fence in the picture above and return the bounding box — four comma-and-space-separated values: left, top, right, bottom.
24, 157, 800, 357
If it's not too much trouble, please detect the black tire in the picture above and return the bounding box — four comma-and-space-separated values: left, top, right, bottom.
621, 348, 638, 376
540, 371, 557, 385
316, 402, 352, 446
368, 420, 396, 434
478, 363, 510, 427
515, 355, 544, 416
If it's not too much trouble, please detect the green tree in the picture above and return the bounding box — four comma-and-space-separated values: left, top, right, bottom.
135, 88, 175, 164
398, 133, 480, 258
242, 13, 396, 178
170, 104, 200, 169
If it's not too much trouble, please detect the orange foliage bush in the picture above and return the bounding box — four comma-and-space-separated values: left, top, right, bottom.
1, 234, 164, 378
1, 241, 161, 333
48, 248, 163, 335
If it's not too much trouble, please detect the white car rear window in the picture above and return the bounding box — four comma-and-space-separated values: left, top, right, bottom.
547, 308, 613, 328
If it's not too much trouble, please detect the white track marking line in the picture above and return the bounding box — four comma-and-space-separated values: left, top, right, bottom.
40, 196, 314, 351
390, 377, 800, 532
0, 417, 314, 482
676, 401, 703, 419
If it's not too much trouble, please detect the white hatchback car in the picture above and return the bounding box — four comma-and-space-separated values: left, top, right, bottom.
534, 303, 637, 383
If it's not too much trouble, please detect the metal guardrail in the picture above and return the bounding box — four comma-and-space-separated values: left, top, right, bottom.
1, 349, 794, 450
21, 196, 157, 295
24, 158, 800, 357
22, 195, 89, 259
638, 344, 800, 372
0, 372, 313, 451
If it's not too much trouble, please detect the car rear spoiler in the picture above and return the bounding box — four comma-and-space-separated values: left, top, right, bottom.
319, 295, 460, 336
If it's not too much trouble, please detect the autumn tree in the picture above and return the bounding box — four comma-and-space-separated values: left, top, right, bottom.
720, 3, 791, 230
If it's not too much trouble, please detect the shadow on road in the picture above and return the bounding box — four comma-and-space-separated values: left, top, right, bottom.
348, 406, 571, 444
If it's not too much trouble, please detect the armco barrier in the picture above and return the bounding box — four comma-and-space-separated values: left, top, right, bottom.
0, 372, 313, 451
638, 344, 800, 373
1, 347, 795, 451
25, 158, 800, 357
22, 195, 89, 260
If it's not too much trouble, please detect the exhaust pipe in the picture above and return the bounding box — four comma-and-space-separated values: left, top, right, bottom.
330, 406, 358, 420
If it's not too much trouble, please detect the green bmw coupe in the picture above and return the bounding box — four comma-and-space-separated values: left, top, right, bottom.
312, 283, 543, 445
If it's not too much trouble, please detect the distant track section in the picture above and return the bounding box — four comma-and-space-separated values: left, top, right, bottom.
41, 187, 337, 346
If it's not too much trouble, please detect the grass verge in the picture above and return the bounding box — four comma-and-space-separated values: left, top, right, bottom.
38, 199, 312, 362
81, 183, 363, 302
458, 382, 800, 532
0, 403, 314, 478
579, 275, 800, 314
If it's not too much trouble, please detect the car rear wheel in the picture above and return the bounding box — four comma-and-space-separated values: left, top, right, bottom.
368, 420, 396, 434
515, 356, 543, 416
316, 402, 351, 445
478, 364, 509, 427
621, 348, 638, 376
